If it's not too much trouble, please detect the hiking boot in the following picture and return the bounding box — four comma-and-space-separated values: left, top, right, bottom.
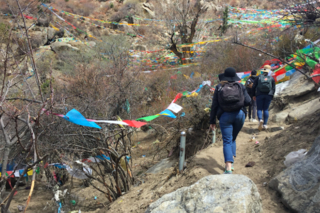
252, 119, 258, 122
224, 170, 232, 174
258, 120, 263, 131
263, 125, 268, 130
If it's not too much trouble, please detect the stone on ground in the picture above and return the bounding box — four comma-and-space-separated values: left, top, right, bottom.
269, 136, 320, 213
145, 175, 262, 213
271, 110, 290, 123
50, 42, 80, 53
29, 31, 48, 49
288, 98, 320, 122
278, 72, 315, 99
47, 27, 56, 40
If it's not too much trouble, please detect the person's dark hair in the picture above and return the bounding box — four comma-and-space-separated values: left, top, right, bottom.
251, 70, 257, 75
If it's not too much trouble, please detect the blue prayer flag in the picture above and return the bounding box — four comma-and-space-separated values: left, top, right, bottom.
159, 109, 177, 119
63, 109, 101, 129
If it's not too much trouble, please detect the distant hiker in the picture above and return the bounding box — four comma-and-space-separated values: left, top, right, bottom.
245, 70, 258, 122
210, 68, 251, 174
252, 65, 275, 131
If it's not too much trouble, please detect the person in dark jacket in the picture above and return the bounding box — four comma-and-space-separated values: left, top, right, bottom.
252, 65, 276, 131
245, 70, 258, 122
210, 68, 251, 174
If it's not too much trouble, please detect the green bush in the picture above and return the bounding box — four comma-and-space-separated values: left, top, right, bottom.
0, 22, 10, 39
110, 2, 114, 8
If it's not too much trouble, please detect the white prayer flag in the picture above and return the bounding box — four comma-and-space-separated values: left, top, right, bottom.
236, 72, 244, 79
167, 103, 183, 113
276, 73, 286, 81
202, 81, 212, 87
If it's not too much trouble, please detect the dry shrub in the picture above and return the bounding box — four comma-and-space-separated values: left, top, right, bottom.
136, 26, 148, 36
202, 41, 268, 74
89, 25, 102, 37
98, 6, 109, 14
230, 0, 238, 7
52, 0, 99, 16
0, 0, 38, 15
110, 3, 136, 22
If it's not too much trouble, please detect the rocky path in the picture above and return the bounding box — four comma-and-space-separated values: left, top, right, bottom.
107, 120, 290, 213
191, 120, 289, 213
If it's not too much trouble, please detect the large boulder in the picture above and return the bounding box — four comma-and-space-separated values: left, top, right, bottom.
269, 136, 320, 213
37, 16, 50, 27
271, 110, 290, 123
142, 3, 155, 18
146, 175, 262, 213
278, 72, 315, 99
287, 98, 320, 122
29, 31, 48, 49
47, 27, 56, 41
50, 42, 79, 53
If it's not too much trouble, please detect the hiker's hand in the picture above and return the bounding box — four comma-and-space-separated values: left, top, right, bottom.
210, 124, 216, 130
253, 96, 256, 101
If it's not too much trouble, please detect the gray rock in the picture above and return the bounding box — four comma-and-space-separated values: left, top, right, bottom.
122, 21, 136, 35
133, 45, 147, 51
288, 98, 320, 122
17, 204, 25, 212
142, 3, 155, 17
37, 16, 50, 27
50, 42, 79, 53
146, 175, 262, 213
29, 31, 47, 49
87, 41, 96, 48
269, 136, 320, 213
146, 158, 175, 174
47, 27, 56, 40
279, 72, 315, 99
271, 110, 289, 123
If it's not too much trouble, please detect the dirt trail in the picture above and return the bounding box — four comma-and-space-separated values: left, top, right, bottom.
106, 121, 290, 213
187, 121, 289, 213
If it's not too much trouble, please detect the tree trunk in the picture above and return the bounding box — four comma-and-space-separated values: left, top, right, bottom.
0, 145, 11, 196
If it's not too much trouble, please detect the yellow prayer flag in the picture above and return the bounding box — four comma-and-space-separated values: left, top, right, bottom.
117, 116, 125, 128
184, 74, 190, 79
194, 72, 201, 78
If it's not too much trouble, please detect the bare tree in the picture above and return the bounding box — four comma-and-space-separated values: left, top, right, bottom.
155, 0, 208, 61
281, 0, 320, 32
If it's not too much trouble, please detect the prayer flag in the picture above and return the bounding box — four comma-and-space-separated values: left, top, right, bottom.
159, 109, 176, 118
167, 103, 183, 113
64, 109, 101, 129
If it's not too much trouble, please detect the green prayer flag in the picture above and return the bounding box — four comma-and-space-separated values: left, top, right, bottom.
182, 91, 189, 96
306, 58, 317, 69
136, 115, 160, 122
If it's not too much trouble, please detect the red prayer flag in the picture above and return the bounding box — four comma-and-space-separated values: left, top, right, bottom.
170, 75, 177, 79
172, 93, 183, 103
44, 162, 49, 168
123, 120, 147, 128
312, 64, 320, 84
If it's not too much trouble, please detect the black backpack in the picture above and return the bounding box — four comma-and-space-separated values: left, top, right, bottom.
245, 78, 254, 89
218, 82, 245, 112
257, 75, 273, 93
